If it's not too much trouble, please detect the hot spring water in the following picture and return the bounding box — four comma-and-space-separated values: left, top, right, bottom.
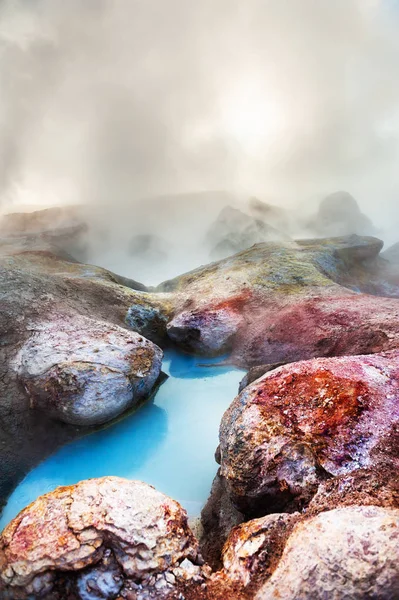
0, 350, 244, 530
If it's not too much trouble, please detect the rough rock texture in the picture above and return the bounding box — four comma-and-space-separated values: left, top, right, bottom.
0, 477, 204, 599
159, 235, 399, 367
206, 206, 288, 260
200, 471, 244, 570
307, 464, 399, 514
238, 362, 288, 393
221, 512, 298, 589
0, 241, 171, 509
0, 205, 89, 261
219, 350, 399, 515
126, 303, 170, 345
255, 506, 399, 600
309, 191, 375, 237
13, 315, 162, 425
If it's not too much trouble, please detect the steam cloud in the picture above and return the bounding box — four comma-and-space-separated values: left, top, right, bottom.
1, 0, 399, 281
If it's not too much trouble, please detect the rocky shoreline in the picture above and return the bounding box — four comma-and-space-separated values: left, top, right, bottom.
1, 206, 399, 598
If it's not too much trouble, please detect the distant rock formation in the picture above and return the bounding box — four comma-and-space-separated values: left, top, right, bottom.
382, 241, 399, 264
309, 191, 375, 237
206, 206, 289, 260
0, 205, 89, 261
247, 197, 291, 232
128, 233, 170, 262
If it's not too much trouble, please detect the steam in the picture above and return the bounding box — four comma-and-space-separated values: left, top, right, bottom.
1, 0, 399, 280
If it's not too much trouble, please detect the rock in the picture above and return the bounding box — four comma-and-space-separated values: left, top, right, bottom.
255, 506, 399, 600
126, 302, 172, 345
13, 315, 163, 425
219, 350, 399, 515
247, 197, 290, 230
238, 362, 288, 393
200, 471, 244, 570
0, 205, 89, 261
221, 512, 298, 589
206, 206, 288, 260
0, 244, 171, 510
309, 191, 375, 237
382, 241, 399, 265
307, 464, 399, 514
159, 236, 399, 365
0, 477, 203, 599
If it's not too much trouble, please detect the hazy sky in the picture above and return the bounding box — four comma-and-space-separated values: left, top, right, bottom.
1, 0, 399, 231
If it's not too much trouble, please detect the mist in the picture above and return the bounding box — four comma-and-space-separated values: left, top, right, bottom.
1, 0, 399, 283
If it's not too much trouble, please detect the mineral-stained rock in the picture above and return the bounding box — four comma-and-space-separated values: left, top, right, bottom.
0, 243, 172, 510
200, 471, 245, 570
221, 512, 299, 589
219, 350, 399, 515
126, 302, 170, 345
307, 463, 399, 515
13, 315, 163, 425
238, 362, 288, 393
159, 235, 399, 366
255, 506, 399, 600
0, 477, 203, 599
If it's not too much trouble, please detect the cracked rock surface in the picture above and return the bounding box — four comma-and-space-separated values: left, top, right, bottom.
13, 315, 162, 425
0, 477, 202, 599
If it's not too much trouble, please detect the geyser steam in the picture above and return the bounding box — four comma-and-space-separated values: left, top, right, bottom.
1, 0, 399, 280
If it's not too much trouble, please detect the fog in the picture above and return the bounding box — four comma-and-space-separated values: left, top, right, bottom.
1, 0, 399, 282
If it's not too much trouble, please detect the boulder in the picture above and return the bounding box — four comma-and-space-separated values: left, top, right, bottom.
0, 477, 205, 599
255, 506, 399, 600
13, 315, 162, 425
159, 236, 399, 366
382, 241, 399, 265
206, 206, 288, 260
221, 512, 298, 589
217, 462, 399, 598
219, 350, 399, 515
309, 191, 375, 237
0, 244, 171, 510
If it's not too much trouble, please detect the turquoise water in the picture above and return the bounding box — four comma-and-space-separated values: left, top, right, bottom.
0, 350, 243, 530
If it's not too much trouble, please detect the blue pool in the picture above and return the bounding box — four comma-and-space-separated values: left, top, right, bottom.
0, 350, 244, 530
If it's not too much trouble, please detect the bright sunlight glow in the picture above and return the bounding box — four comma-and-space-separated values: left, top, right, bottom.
221, 80, 286, 155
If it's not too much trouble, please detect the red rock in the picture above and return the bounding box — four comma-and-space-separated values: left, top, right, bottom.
219, 350, 399, 514
0, 478, 201, 599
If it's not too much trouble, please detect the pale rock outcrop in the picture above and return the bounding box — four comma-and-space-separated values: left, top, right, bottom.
255, 506, 399, 600
13, 316, 163, 425
0, 478, 203, 599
